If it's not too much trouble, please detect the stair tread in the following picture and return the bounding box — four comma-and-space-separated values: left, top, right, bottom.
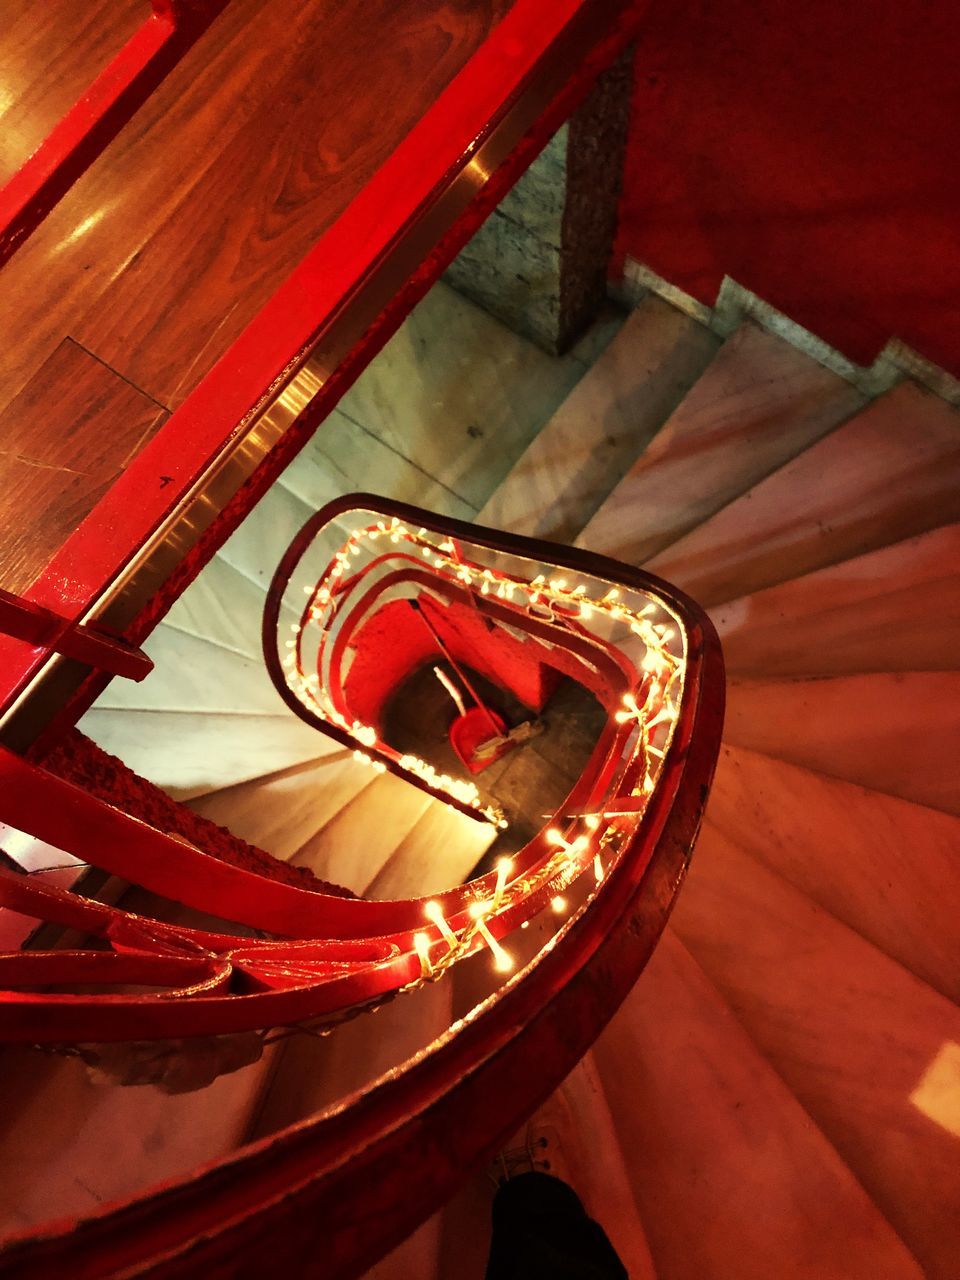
591, 928, 922, 1280
0, 1040, 274, 1236
189, 752, 372, 862
93, 623, 284, 717
162, 553, 296, 663
713, 522, 960, 675
577, 320, 866, 562
648, 381, 960, 606
707, 743, 960, 1003
477, 294, 720, 542
671, 823, 960, 1280
716, 563, 957, 675
279, 404, 476, 524
724, 670, 960, 815
334, 279, 603, 514
248, 969, 453, 1140
521, 1055, 658, 1279
288, 769, 433, 894
364, 799, 496, 900
82, 707, 337, 800
216, 481, 348, 593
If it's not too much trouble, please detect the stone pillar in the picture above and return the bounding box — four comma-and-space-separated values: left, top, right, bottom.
444, 46, 633, 355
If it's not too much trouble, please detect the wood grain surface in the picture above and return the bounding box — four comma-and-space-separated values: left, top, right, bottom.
0, 338, 166, 593
0, 0, 511, 592
0, 0, 143, 181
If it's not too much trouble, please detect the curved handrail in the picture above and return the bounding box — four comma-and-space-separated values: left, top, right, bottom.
0, 497, 723, 1278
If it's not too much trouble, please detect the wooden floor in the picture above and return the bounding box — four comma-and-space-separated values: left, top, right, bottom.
0, 0, 511, 594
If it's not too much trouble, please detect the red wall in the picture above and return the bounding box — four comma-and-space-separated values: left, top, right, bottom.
614, 0, 960, 376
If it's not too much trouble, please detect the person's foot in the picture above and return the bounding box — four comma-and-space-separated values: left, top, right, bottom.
489, 1117, 572, 1186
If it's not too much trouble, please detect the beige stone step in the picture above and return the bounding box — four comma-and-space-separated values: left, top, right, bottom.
724, 671, 960, 815
333, 279, 604, 514
713, 523, 960, 675
477, 294, 720, 542
289, 768, 433, 894
189, 751, 373, 862
590, 928, 921, 1280
163, 551, 296, 663
706, 744, 960, 1003
671, 823, 960, 1279
93, 623, 283, 716
434, 1052, 659, 1280
576, 320, 866, 563
82, 707, 339, 801
648, 381, 960, 606
365, 1218, 444, 1280
0, 1040, 276, 1237
216, 477, 352, 595
364, 799, 496, 900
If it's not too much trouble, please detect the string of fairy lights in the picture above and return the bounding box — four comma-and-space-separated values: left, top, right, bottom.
274, 511, 687, 984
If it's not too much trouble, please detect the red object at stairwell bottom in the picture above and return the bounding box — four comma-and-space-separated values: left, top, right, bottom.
450, 704, 511, 774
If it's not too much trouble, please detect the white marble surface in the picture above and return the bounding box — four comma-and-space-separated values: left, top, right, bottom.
289, 769, 432, 894
713, 523, 960, 676
593, 928, 922, 1280
672, 824, 960, 1280
707, 743, 960, 1003
83, 707, 337, 800
163, 552, 297, 662
578, 320, 867, 563
336, 281, 621, 512
648, 381, 960, 606
724, 671, 960, 816
364, 800, 495, 900
190, 753, 372, 863
478, 294, 720, 542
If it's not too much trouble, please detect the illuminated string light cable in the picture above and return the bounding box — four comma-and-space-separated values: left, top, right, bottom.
270, 507, 688, 1000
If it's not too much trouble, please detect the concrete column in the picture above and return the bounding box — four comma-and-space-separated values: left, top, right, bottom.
444, 47, 633, 354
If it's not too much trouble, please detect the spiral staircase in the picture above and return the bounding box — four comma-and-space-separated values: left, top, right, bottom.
1, 273, 959, 1278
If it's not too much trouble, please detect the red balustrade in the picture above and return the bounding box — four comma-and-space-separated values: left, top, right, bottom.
0, 498, 723, 1277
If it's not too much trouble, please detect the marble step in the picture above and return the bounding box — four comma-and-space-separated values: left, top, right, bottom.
724, 671, 960, 816
0, 1039, 276, 1238
288, 768, 434, 894
576, 320, 866, 563
247, 962, 454, 1142
712, 523, 960, 676
671, 823, 960, 1280
432, 1052, 659, 1280
93, 624, 284, 717
364, 799, 497, 900
277, 404, 476, 525
648, 381, 960, 607
215, 476, 352, 595
81, 707, 339, 801
706, 744, 960, 1003
162, 551, 297, 663
590, 928, 921, 1280
333, 279, 614, 515
189, 751, 373, 863
476, 293, 720, 542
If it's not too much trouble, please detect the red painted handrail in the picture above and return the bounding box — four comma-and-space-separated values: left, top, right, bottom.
0, 1, 230, 267
0, 589, 152, 682
0, 500, 723, 1277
